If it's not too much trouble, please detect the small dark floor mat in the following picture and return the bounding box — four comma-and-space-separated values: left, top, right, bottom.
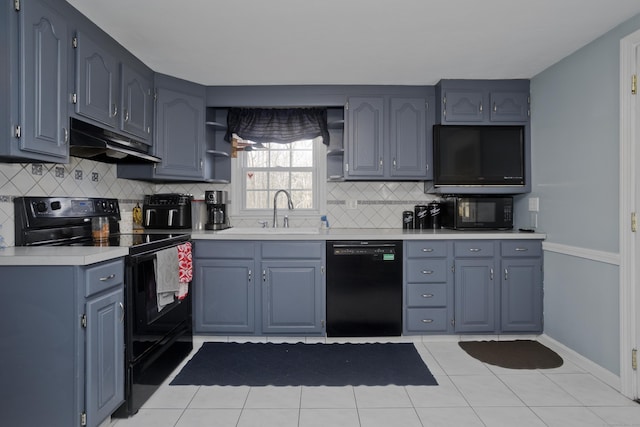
459, 340, 563, 369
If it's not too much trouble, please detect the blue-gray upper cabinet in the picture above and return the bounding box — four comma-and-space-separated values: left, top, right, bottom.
120, 63, 153, 143
436, 79, 530, 124
118, 74, 206, 181
73, 31, 119, 129
345, 95, 432, 180
0, 0, 70, 162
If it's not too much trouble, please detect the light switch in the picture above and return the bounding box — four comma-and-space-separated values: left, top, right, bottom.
528, 197, 539, 212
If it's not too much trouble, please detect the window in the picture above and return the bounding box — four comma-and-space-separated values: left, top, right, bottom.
232, 137, 326, 220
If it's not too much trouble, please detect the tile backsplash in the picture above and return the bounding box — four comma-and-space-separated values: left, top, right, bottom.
1, 158, 438, 247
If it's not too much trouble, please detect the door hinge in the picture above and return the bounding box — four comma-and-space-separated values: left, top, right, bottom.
633, 74, 637, 95
81, 314, 87, 328
633, 348, 637, 370
81, 412, 87, 426
72, 36, 78, 49
72, 93, 77, 104
632, 212, 637, 232
15, 126, 21, 138
14, 0, 20, 11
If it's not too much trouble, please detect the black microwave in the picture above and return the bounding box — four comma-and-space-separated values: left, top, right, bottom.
441, 196, 513, 230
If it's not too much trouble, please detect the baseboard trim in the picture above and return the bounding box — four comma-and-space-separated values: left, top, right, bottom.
537, 334, 620, 391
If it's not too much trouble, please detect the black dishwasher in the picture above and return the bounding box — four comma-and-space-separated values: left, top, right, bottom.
326, 241, 403, 337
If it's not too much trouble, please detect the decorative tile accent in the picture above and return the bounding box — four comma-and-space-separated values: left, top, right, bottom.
55, 166, 65, 178
92, 172, 99, 182
31, 164, 42, 176
75, 170, 83, 180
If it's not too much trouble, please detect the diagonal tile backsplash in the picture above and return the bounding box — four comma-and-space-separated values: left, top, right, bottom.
0, 158, 438, 247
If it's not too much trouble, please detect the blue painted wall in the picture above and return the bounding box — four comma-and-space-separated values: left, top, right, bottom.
528, 12, 640, 375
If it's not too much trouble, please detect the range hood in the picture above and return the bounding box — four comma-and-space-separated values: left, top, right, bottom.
69, 118, 161, 164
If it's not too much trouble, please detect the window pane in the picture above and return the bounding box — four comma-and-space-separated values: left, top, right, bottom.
291, 150, 313, 167
246, 190, 270, 209
269, 171, 290, 189
246, 171, 269, 189
246, 150, 269, 168
291, 190, 313, 209
291, 172, 312, 189
270, 150, 290, 168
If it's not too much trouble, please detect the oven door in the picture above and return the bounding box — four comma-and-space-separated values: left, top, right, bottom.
126, 250, 192, 362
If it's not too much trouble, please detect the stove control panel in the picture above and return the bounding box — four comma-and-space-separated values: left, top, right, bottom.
18, 197, 120, 219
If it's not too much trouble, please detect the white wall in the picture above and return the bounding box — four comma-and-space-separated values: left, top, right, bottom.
528, 12, 640, 375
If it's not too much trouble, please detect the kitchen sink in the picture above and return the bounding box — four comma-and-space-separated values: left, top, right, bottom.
217, 227, 320, 235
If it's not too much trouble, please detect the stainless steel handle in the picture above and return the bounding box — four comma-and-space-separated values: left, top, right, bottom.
112, 104, 118, 117
490, 268, 494, 280
393, 158, 397, 168
515, 248, 528, 252
379, 158, 383, 167
422, 269, 434, 275
422, 248, 434, 253
119, 302, 124, 323
124, 109, 130, 122
263, 270, 266, 282
248, 269, 252, 282
504, 268, 509, 281
422, 293, 434, 298
469, 248, 481, 252
479, 103, 483, 113
99, 274, 116, 282
493, 102, 497, 112
421, 319, 434, 324
168, 209, 177, 226
63, 127, 68, 144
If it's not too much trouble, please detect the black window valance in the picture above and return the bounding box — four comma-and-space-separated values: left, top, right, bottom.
225, 107, 329, 145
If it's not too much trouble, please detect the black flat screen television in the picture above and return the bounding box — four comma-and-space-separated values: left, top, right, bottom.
433, 125, 525, 187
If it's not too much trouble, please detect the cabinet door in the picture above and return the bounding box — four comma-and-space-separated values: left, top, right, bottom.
194, 259, 255, 333
19, 0, 69, 160
154, 86, 205, 179
389, 97, 427, 178
454, 259, 496, 332
120, 63, 153, 143
261, 260, 324, 334
500, 258, 542, 332
74, 31, 119, 128
345, 97, 385, 177
85, 287, 124, 427
490, 91, 530, 122
441, 89, 484, 122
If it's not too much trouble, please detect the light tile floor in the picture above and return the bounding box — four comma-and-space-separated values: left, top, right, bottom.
109, 337, 640, 427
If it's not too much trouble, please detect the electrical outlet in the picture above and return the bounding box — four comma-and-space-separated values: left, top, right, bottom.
528, 197, 539, 212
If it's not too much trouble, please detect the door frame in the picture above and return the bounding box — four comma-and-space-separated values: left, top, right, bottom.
619, 29, 640, 399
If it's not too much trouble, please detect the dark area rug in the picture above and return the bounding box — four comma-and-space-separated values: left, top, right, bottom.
459, 340, 563, 369
170, 342, 438, 386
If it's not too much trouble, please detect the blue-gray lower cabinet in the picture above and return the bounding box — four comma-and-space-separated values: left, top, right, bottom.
452, 239, 543, 334
403, 240, 454, 334
0, 259, 124, 427
193, 240, 325, 336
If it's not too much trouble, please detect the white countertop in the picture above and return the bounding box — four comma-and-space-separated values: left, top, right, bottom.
0, 246, 129, 266
190, 227, 547, 241
0, 228, 545, 266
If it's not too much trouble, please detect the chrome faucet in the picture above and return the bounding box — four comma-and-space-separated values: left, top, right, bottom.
273, 190, 294, 227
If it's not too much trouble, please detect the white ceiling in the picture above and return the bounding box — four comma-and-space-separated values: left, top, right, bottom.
66, 0, 640, 86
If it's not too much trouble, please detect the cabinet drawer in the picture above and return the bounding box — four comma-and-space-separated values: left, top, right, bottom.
195, 241, 254, 259
85, 259, 124, 297
454, 241, 494, 257
261, 241, 323, 259
406, 259, 448, 283
406, 283, 447, 307
405, 241, 448, 258
501, 240, 542, 257
406, 308, 448, 332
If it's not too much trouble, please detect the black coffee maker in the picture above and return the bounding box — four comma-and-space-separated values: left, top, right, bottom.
205, 190, 230, 230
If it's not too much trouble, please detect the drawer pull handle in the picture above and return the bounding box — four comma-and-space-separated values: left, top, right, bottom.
422, 293, 434, 298
469, 248, 481, 252
421, 319, 434, 323
422, 248, 434, 252
515, 248, 528, 252
422, 269, 434, 275
99, 274, 116, 281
